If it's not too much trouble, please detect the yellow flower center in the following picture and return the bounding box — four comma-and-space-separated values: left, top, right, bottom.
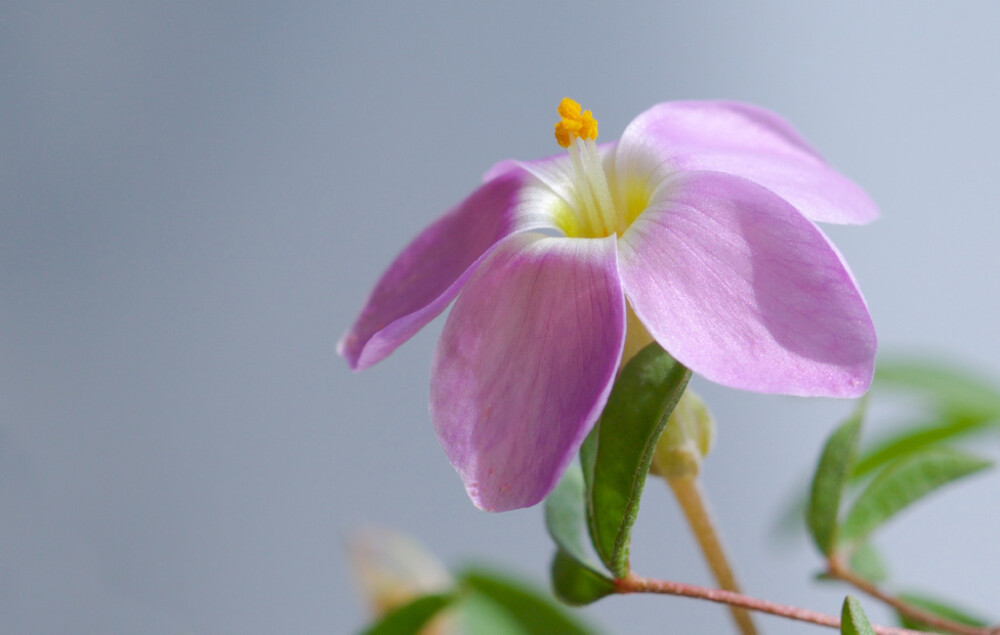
552, 98, 650, 239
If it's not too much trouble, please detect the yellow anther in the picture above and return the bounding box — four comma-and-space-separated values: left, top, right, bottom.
554, 97, 599, 148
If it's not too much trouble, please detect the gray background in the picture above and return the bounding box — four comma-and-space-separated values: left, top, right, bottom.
2, 1, 998, 633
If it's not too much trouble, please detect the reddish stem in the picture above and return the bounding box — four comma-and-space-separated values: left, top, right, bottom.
616, 573, 927, 635
827, 559, 1000, 635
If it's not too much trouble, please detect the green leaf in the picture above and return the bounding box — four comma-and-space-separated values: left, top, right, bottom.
544, 460, 601, 571
841, 596, 876, 635
544, 463, 616, 607
807, 401, 865, 556
458, 592, 527, 635
896, 592, 990, 630
360, 593, 456, 635
852, 414, 997, 479
458, 567, 599, 634
875, 358, 1000, 418
840, 448, 993, 545
847, 542, 888, 584
550, 549, 616, 606
584, 343, 691, 578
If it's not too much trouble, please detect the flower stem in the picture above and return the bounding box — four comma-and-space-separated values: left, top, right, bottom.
827, 558, 1000, 635
616, 573, 927, 635
666, 475, 758, 635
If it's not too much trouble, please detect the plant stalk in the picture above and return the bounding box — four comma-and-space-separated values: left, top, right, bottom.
666, 475, 758, 635
617, 573, 927, 635
827, 558, 1000, 635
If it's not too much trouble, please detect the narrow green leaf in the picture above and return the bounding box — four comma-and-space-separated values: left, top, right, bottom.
876, 359, 1000, 418
847, 542, 888, 584
544, 460, 600, 571
841, 596, 876, 635
585, 343, 690, 578
807, 401, 865, 556
896, 592, 990, 630
841, 448, 993, 544
360, 593, 456, 635
550, 549, 616, 606
852, 414, 997, 479
458, 567, 599, 634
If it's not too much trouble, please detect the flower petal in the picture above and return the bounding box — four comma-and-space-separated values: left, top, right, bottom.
339, 170, 531, 370
484, 143, 620, 235
431, 233, 625, 511
619, 171, 876, 397
616, 101, 877, 225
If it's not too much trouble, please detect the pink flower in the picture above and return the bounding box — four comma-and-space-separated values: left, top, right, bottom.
340, 99, 877, 512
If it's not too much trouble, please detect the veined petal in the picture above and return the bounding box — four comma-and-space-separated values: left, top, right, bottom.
619, 171, 876, 398
339, 170, 533, 369
616, 101, 877, 225
431, 233, 625, 511
484, 143, 620, 238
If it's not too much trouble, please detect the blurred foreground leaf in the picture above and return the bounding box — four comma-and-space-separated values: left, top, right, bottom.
841, 596, 876, 635
361, 593, 456, 635
807, 402, 864, 555
458, 593, 525, 635
458, 567, 598, 634
840, 448, 992, 545
582, 342, 690, 578
875, 359, 1000, 418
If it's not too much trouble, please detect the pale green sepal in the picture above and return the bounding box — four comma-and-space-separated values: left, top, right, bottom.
651, 389, 715, 479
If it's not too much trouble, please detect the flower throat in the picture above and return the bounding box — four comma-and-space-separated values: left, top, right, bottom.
554, 98, 645, 239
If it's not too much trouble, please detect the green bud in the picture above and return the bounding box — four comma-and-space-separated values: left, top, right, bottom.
651, 389, 716, 480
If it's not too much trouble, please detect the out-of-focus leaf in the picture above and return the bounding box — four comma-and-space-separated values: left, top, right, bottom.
840, 448, 993, 545
852, 414, 997, 479
875, 359, 1000, 418
544, 461, 601, 572
770, 490, 808, 545
550, 550, 616, 606
583, 342, 690, 578
458, 567, 598, 634
360, 593, 457, 635
807, 402, 865, 556
841, 596, 876, 635
848, 542, 888, 584
896, 592, 990, 630
458, 592, 525, 635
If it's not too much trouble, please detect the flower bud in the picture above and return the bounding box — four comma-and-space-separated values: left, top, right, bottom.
651, 389, 716, 480
347, 526, 455, 633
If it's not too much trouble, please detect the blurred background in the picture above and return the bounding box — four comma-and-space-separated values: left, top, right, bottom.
2, 1, 999, 633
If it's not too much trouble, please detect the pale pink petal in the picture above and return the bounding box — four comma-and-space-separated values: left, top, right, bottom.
616, 101, 877, 225
618, 171, 876, 397
339, 170, 532, 370
431, 234, 625, 511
